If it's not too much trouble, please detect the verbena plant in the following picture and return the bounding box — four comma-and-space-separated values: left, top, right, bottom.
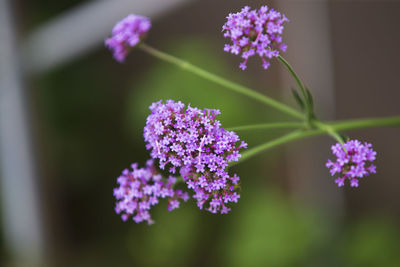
105, 7, 400, 224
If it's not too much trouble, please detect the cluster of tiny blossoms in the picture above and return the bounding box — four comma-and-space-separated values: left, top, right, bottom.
222, 6, 288, 70
144, 100, 247, 214
326, 140, 377, 188
105, 14, 151, 62
114, 159, 189, 224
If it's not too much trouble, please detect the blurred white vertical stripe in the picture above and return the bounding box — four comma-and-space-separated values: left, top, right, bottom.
23, 0, 194, 74
0, 0, 45, 265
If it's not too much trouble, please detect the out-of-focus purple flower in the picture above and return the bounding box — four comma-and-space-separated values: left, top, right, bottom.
222, 5, 288, 70
105, 14, 151, 62
326, 140, 377, 188
113, 159, 189, 224
143, 100, 247, 214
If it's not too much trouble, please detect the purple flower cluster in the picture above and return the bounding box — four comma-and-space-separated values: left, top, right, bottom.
144, 100, 247, 214
326, 140, 377, 188
114, 159, 189, 224
105, 14, 151, 62
222, 5, 289, 70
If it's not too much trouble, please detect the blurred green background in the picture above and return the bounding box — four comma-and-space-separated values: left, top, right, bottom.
1, 0, 400, 266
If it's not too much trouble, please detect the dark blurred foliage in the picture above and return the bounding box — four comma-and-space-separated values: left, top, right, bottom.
18, 0, 83, 30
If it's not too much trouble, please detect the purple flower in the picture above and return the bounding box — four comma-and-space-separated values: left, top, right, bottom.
222, 5, 288, 70
143, 100, 247, 214
113, 159, 189, 224
105, 14, 151, 62
326, 140, 377, 188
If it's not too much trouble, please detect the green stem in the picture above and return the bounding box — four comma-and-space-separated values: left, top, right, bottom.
231, 116, 400, 166
330, 116, 400, 131
313, 120, 345, 144
227, 122, 304, 131
139, 43, 304, 120
277, 55, 307, 97
232, 130, 303, 166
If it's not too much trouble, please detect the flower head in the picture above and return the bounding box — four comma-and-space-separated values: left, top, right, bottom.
222, 5, 288, 70
113, 159, 189, 224
143, 100, 247, 214
326, 140, 377, 188
105, 14, 151, 62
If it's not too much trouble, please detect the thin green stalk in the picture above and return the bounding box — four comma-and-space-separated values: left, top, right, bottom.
313, 120, 345, 144
278, 55, 307, 99
227, 122, 304, 131
139, 43, 304, 120
231, 130, 304, 166
330, 116, 400, 131
277, 55, 306, 97
231, 116, 400, 166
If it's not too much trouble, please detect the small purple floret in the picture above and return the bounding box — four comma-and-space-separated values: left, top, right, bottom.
326, 140, 377, 188
222, 5, 288, 70
113, 159, 189, 224
143, 100, 247, 214
105, 14, 151, 62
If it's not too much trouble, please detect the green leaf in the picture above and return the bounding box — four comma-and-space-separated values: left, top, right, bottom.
291, 87, 305, 111
304, 87, 314, 111
304, 87, 315, 120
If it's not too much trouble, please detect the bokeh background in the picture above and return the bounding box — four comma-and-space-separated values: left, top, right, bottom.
1, 0, 400, 266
